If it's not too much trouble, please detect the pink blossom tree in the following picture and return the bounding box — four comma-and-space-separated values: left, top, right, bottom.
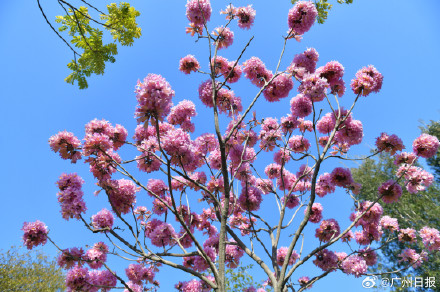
23, 1, 440, 292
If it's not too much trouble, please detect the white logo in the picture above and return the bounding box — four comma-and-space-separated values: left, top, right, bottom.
362, 276, 377, 288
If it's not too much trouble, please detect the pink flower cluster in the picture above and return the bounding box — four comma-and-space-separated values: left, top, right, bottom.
398, 228, 417, 243
351, 65, 383, 96
175, 278, 213, 292
85, 242, 108, 269
243, 57, 273, 87
124, 281, 143, 292
306, 203, 323, 223
419, 226, 440, 252
56, 173, 87, 220
229, 213, 257, 236
147, 179, 168, 198
316, 61, 345, 97
396, 164, 434, 194
315, 219, 340, 242
351, 201, 383, 245
313, 249, 338, 271
298, 276, 312, 289
211, 56, 243, 83
49, 131, 82, 163
198, 80, 242, 116
316, 113, 334, 134
380, 216, 399, 232
298, 73, 329, 102
101, 179, 140, 215
353, 201, 383, 227
22, 220, 48, 250
316, 173, 336, 197
274, 148, 291, 165
82, 119, 127, 158
378, 179, 402, 204
186, 0, 211, 30
136, 137, 161, 173
358, 248, 378, 266
334, 119, 364, 147
375, 132, 404, 155
212, 26, 234, 49
145, 219, 177, 247
225, 242, 245, 268
287, 1, 318, 35
398, 248, 428, 269
238, 186, 263, 212
235, 5, 256, 29
221, 5, 256, 30
276, 247, 299, 266
183, 246, 216, 272
84, 136, 112, 156
65, 265, 93, 291
329, 167, 354, 188
57, 247, 84, 269
319, 109, 361, 154
280, 114, 300, 134
288, 135, 311, 153
259, 118, 281, 151
65, 265, 117, 292
394, 152, 417, 165
340, 255, 367, 278
263, 73, 294, 102
413, 133, 440, 158
86, 147, 120, 181
135, 74, 175, 123
179, 55, 200, 74
290, 94, 312, 118
161, 128, 204, 171
91, 208, 114, 232
85, 119, 127, 150
282, 194, 300, 209
125, 263, 156, 285
168, 100, 197, 132
288, 48, 319, 80
89, 270, 117, 292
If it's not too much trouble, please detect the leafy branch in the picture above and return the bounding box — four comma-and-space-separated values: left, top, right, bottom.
37, 0, 141, 89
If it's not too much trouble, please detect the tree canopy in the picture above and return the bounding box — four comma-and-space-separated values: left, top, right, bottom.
0, 246, 65, 291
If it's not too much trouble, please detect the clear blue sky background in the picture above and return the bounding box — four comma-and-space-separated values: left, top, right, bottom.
1, 0, 439, 291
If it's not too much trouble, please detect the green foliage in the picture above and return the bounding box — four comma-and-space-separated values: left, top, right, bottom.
337, 0, 353, 4
291, 0, 354, 24
351, 153, 440, 292
54, 2, 141, 89
102, 3, 141, 46
420, 120, 440, 182
225, 264, 263, 291
0, 246, 65, 291
314, 0, 332, 24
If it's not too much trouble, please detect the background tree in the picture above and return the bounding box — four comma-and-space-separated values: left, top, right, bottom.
0, 246, 65, 291
37, 0, 141, 89
352, 150, 440, 292
291, 0, 354, 24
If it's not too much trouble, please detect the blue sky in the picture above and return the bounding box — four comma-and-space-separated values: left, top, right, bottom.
1, 0, 439, 291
